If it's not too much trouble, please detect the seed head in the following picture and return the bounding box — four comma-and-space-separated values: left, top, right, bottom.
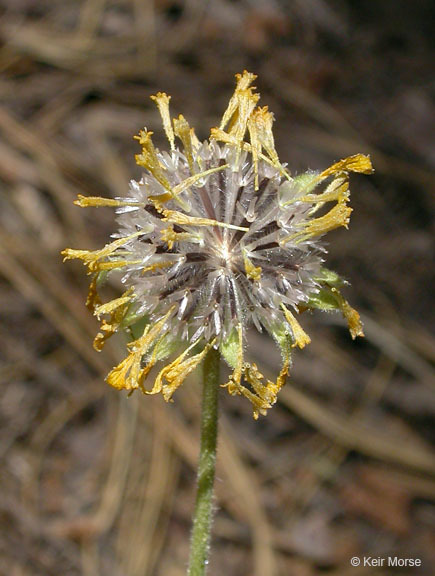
63, 71, 372, 418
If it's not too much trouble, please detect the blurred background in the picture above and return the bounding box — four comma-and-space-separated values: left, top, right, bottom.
0, 1, 434, 575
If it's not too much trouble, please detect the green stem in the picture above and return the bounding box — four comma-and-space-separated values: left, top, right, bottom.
187, 347, 220, 576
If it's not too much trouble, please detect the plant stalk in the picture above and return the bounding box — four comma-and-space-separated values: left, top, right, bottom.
187, 347, 220, 576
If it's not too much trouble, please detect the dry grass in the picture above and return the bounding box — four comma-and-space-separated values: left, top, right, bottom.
0, 1, 434, 574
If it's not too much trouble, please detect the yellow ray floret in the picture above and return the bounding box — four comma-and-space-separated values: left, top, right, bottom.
94, 290, 134, 319
219, 70, 258, 131
86, 274, 102, 312
213, 71, 292, 189
264, 359, 290, 402
317, 154, 373, 181
227, 88, 260, 143
61, 232, 143, 272
248, 105, 284, 189
279, 155, 372, 242
93, 259, 144, 272
135, 333, 168, 386
248, 106, 280, 170
244, 360, 290, 419
162, 209, 249, 232
136, 130, 225, 212
216, 86, 259, 172
302, 201, 352, 238
253, 107, 280, 167
150, 92, 175, 151
220, 322, 292, 418
225, 358, 290, 419
140, 260, 178, 275
106, 308, 174, 391
74, 195, 144, 208
210, 127, 250, 148
281, 305, 311, 349
93, 289, 134, 351
147, 165, 229, 213
298, 177, 350, 209
148, 339, 216, 401
171, 164, 229, 197
173, 114, 195, 172
210, 127, 286, 177
135, 129, 172, 191
281, 201, 352, 245
229, 364, 266, 418
330, 288, 364, 339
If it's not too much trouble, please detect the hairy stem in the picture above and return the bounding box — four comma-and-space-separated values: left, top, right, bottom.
187, 347, 220, 576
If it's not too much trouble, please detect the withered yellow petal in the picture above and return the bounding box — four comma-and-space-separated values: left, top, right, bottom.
135, 129, 172, 191
150, 92, 175, 151
219, 70, 257, 131
304, 202, 352, 237
300, 177, 349, 206
173, 114, 195, 172
74, 195, 144, 208
93, 290, 134, 351
162, 209, 248, 232
106, 308, 174, 391
61, 232, 143, 267
319, 154, 373, 180
227, 88, 260, 143
171, 164, 229, 197
86, 274, 102, 312
106, 353, 139, 390
331, 288, 364, 339
150, 339, 216, 400
251, 106, 280, 167
282, 305, 311, 349
90, 259, 143, 272
94, 289, 133, 319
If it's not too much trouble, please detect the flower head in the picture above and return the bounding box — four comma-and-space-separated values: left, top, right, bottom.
63, 71, 372, 418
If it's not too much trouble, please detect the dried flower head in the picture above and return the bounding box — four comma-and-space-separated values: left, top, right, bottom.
63, 71, 372, 418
